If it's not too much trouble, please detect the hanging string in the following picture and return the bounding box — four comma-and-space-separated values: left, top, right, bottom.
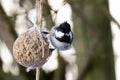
36, 67, 40, 80
36, 0, 43, 27
35, 0, 43, 80
35, 0, 45, 57
35, 0, 44, 58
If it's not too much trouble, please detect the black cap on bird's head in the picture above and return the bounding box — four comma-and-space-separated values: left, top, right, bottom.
56, 22, 71, 33
54, 22, 73, 44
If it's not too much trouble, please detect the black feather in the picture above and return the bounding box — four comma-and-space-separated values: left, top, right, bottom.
55, 22, 73, 43
56, 22, 71, 33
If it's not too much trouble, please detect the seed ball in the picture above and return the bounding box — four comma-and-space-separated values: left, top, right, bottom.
13, 27, 51, 70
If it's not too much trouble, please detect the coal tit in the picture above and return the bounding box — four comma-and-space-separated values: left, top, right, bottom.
50, 22, 73, 50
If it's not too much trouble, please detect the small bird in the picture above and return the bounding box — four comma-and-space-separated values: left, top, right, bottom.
13, 21, 73, 71
50, 22, 73, 50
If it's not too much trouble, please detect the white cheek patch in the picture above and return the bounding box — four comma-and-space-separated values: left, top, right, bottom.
69, 31, 73, 40
55, 30, 64, 38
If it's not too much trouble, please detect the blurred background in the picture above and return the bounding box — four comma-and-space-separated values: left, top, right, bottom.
0, 0, 119, 80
